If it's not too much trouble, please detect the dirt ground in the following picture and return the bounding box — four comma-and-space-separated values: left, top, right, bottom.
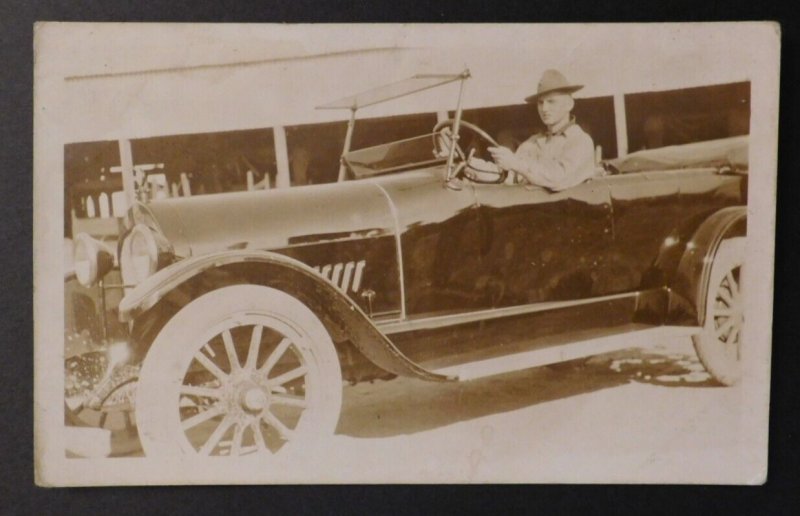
95, 336, 753, 483
326, 337, 749, 483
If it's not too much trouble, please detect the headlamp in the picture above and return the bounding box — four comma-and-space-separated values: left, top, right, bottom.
72, 233, 115, 287
121, 224, 159, 285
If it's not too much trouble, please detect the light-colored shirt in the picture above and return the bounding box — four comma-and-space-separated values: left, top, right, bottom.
511, 120, 596, 191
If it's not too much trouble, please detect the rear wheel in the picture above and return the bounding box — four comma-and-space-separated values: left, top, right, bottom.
135, 285, 342, 458
692, 237, 745, 386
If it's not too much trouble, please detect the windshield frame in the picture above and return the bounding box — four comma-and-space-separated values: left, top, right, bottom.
317, 69, 471, 182
342, 132, 449, 179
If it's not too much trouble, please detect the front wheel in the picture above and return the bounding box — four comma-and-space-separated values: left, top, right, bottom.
135, 285, 343, 458
693, 237, 745, 386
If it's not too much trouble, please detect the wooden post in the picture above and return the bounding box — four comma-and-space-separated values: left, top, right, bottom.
613, 93, 629, 157
98, 192, 110, 218
273, 125, 290, 189
180, 172, 191, 196
86, 196, 96, 218
118, 139, 135, 207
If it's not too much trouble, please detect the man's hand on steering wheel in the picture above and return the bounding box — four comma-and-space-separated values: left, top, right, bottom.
434, 119, 518, 185
487, 146, 519, 172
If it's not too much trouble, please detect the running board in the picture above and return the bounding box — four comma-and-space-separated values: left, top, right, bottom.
432, 326, 700, 381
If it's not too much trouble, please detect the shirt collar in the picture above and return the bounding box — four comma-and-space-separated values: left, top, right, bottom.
543, 115, 577, 137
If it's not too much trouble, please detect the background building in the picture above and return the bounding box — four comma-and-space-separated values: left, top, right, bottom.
50, 25, 752, 239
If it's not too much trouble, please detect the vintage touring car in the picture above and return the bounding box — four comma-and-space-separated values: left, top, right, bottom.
69, 71, 747, 458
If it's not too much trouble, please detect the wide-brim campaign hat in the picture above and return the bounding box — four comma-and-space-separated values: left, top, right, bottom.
525, 69, 583, 103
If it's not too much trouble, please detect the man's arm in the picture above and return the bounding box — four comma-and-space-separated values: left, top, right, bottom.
489, 132, 595, 191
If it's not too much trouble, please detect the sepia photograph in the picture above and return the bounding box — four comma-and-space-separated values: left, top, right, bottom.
33, 22, 779, 485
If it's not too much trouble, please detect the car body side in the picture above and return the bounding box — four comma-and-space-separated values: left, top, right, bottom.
117, 153, 746, 383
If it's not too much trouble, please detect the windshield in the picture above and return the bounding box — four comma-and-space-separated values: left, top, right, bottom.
343, 133, 446, 179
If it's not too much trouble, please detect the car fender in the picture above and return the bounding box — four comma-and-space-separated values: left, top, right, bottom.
667, 206, 747, 325
118, 250, 451, 382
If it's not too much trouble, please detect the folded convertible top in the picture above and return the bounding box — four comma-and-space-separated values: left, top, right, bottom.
605, 135, 748, 174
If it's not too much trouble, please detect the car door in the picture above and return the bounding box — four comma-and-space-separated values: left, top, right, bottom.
387, 176, 632, 368
470, 178, 614, 308
594, 168, 745, 296
590, 172, 683, 296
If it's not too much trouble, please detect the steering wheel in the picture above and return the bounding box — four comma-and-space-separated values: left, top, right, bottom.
433, 118, 500, 154
433, 119, 508, 184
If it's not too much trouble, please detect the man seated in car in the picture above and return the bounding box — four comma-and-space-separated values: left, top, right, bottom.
489, 69, 596, 191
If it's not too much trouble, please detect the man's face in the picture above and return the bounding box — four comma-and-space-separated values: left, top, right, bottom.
537, 92, 573, 128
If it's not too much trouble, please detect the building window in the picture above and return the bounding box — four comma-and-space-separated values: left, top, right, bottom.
64, 140, 122, 237
624, 81, 750, 152
131, 129, 278, 195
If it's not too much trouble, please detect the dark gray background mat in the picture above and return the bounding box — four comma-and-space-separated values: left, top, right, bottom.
3, 1, 798, 514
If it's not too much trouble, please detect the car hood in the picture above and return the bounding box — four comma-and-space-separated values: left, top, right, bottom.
140, 171, 445, 257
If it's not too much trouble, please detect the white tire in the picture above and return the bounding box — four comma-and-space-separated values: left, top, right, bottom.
135, 285, 342, 458
692, 237, 745, 386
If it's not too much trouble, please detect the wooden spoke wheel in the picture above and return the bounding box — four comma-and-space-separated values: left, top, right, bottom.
135, 285, 342, 458
693, 237, 745, 386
